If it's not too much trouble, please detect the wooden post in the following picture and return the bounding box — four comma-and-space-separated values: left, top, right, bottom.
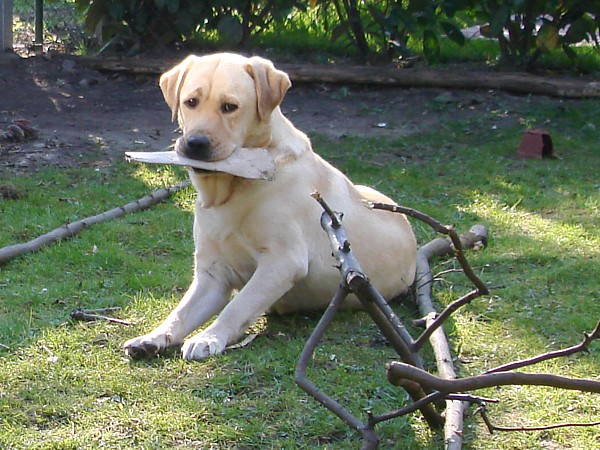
0, 0, 13, 52
34, 0, 43, 52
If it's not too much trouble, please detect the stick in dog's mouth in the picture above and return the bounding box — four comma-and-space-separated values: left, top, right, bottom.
125, 147, 276, 180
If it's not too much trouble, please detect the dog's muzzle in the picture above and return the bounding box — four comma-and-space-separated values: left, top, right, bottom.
180, 134, 212, 161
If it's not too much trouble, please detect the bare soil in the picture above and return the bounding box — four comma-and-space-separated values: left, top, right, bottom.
0, 53, 557, 174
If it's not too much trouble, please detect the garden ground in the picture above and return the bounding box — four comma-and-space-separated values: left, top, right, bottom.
0, 52, 560, 173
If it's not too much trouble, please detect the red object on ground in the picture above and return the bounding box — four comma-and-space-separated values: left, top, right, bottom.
517, 129, 554, 159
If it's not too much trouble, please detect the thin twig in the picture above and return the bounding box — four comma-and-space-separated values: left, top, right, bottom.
311, 191, 341, 228
70, 308, 134, 325
485, 319, 600, 374
370, 201, 489, 295
370, 391, 499, 426
412, 289, 480, 351
475, 403, 600, 434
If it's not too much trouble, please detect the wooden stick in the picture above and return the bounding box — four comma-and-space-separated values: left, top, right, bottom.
387, 361, 600, 394
475, 404, 600, 434
485, 319, 600, 374
70, 308, 134, 325
0, 181, 190, 265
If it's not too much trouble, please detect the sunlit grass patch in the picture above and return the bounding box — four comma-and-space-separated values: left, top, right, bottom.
464, 192, 599, 257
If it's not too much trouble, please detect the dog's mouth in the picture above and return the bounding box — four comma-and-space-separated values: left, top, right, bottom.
191, 167, 212, 174
175, 137, 240, 177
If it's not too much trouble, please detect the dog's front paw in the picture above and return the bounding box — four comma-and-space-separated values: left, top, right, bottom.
123, 333, 171, 359
181, 333, 226, 361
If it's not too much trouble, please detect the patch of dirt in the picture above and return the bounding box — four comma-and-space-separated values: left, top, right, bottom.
0, 53, 547, 174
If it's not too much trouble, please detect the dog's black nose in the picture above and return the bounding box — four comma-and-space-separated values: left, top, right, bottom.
184, 134, 211, 160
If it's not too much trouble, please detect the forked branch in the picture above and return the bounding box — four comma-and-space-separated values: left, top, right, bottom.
300, 194, 599, 449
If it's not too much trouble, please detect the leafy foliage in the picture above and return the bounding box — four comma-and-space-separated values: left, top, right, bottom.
74, 0, 303, 51
72, 0, 600, 65
472, 0, 600, 68
308, 0, 467, 63
74, 0, 211, 51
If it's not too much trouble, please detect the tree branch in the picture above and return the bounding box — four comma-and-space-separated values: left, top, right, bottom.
70, 307, 134, 325
370, 391, 498, 427
485, 319, 600, 374
0, 181, 190, 265
370, 201, 489, 450
387, 361, 600, 394
412, 289, 480, 351
312, 194, 444, 429
368, 202, 488, 294
295, 285, 381, 449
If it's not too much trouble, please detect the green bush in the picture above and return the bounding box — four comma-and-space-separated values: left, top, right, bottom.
312, 0, 467, 63
74, 0, 211, 51
74, 0, 303, 52
471, 0, 600, 68
73, 0, 599, 70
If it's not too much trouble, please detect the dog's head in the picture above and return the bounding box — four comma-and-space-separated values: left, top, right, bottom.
160, 53, 291, 162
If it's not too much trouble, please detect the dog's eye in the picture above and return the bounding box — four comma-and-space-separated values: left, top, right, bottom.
185, 98, 199, 108
221, 103, 238, 114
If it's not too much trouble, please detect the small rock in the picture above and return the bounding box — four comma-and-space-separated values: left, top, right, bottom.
79, 78, 100, 88
61, 59, 77, 74
0, 185, 22, 200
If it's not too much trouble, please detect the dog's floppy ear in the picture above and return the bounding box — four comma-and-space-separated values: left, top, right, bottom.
245, 56, 291, 121
159, 55, 196, 123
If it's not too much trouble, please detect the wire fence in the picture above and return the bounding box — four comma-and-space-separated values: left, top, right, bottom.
12, 0, 86, 56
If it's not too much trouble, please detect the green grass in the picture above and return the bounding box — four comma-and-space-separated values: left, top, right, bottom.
1, 96, 599, 449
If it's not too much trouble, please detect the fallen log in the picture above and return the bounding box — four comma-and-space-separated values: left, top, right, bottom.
77, 56, 600, 98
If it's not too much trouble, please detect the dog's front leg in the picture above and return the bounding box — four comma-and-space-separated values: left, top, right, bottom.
181, 254, 308, 360
124, 270, 232, 359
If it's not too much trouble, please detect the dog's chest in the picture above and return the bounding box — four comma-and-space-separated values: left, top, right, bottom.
194, 208, 259, 281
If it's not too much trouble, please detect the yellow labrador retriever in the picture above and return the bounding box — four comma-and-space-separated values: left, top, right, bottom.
124, 53, 416, 360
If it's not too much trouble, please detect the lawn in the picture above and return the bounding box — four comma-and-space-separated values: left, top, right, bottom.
0, 95, 598, 449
